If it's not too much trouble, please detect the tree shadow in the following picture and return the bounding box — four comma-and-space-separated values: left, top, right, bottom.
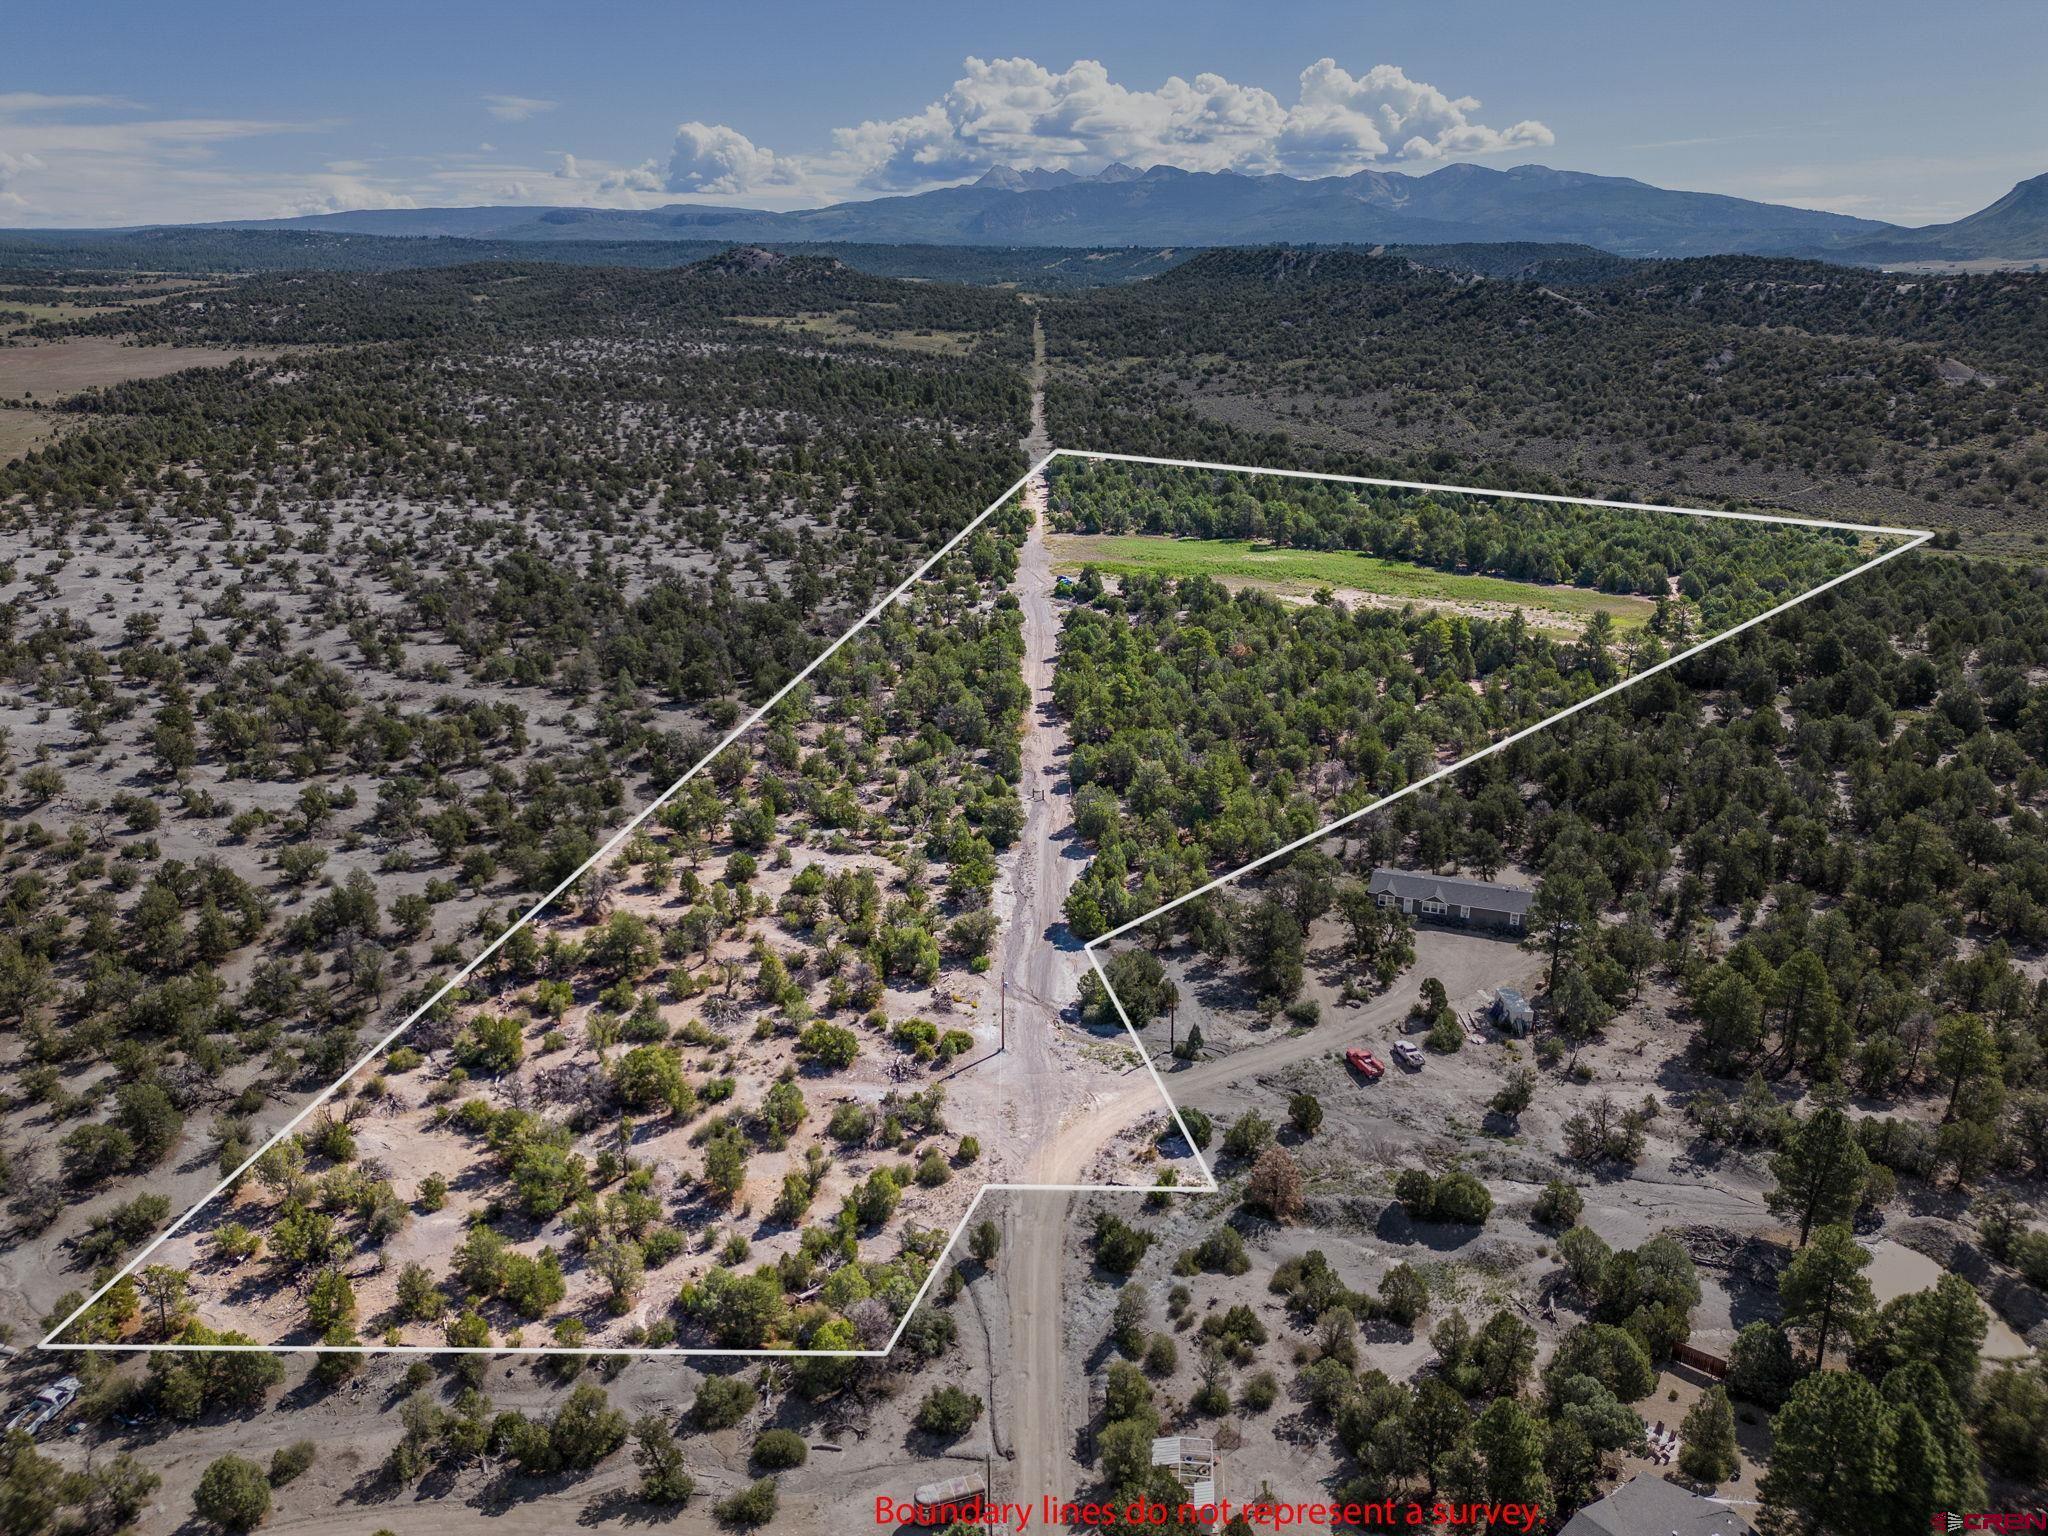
1373, 1203, 1484, 1254
578, 1488, 674, 1527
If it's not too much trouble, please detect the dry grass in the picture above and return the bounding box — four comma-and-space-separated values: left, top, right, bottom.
0, 406, 68, 463
0, 336, 283, 401
730, 311, 980, 355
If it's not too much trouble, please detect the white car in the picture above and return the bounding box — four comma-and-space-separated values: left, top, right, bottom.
1391, 1041, 1425, 1070
6, 1376, 80, 1437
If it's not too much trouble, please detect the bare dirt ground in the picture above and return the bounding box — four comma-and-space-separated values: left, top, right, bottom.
1068, 864, 2047, 1514
138, 831, 996, 1347
0, 277, 1055, 1528
980, 316, 1192, 1513
1219, 1005, 1767, 1262
1278, 582, 1610, 637
0, 294, 1023, 1340
1150, 914, 1786, 1348
1017, 921, 1769, 1511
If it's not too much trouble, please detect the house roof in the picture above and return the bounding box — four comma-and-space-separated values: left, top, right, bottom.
1558, 1476, 1754, 1536
1366, 867, 1534, 915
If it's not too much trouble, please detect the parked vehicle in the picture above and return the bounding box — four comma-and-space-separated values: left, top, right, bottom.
1392, 1041, 1424, 1069
1345, 1047, 1385, 1081
6, 1376, 80, 1437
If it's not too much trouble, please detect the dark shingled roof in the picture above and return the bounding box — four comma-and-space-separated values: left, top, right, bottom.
1366, 867, 1533, 916
1558, 1476, 1755, 1536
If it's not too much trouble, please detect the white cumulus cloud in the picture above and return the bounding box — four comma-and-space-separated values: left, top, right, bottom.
599, 159, 663, 194
665, 120, 799, 196
805, 56, 1552, 192
830, 58, 1288, 187
273, 174, 421, 217
1281, 61, 1553, 170
0, 148, 41, 208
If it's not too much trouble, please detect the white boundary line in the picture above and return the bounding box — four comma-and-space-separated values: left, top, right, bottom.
1082, 482, 1928, 946
1056, 449, 1910, 536
38, 448, 1927, 1360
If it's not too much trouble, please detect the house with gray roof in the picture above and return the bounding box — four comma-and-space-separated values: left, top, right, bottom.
1558, 1475, 1754, 1536
1366, 867, 1533, 934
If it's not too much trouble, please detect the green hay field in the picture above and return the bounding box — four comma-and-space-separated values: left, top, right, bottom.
1047, 533, 1658, 630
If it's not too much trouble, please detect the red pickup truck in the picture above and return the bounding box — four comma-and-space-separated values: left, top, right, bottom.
1346, 1047, 1385, 1081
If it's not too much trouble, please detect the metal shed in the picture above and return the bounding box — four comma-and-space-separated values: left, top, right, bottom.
1493, 987, 1534, 1035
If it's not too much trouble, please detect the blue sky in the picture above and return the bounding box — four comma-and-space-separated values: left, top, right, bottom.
5, 0, 2044, 227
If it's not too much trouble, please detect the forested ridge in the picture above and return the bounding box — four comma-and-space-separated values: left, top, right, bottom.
26, 252, 1036, 348
0, 229, 1194, 287
1044, 246, 2048, 541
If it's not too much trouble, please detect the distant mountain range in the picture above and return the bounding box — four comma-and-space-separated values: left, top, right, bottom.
186, 162, 2048, 264
1823, 170, 2048, 263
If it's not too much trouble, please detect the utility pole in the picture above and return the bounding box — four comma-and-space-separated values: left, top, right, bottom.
1000, 978, 1007, 1053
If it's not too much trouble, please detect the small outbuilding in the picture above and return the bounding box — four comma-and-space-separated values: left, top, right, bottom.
1557, 1475, 1754, 1536
1492, 987, 1534, 1035
1366, 868, 1533, 934
1149, 1436, 1217, 1514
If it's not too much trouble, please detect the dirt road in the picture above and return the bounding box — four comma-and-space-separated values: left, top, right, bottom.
990, 310, 1081, 1158
995, 308, 1084, 1510
1022, 305, 1050, 463
995, 496, 1089, 1151
997, 503, 1082, 1503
